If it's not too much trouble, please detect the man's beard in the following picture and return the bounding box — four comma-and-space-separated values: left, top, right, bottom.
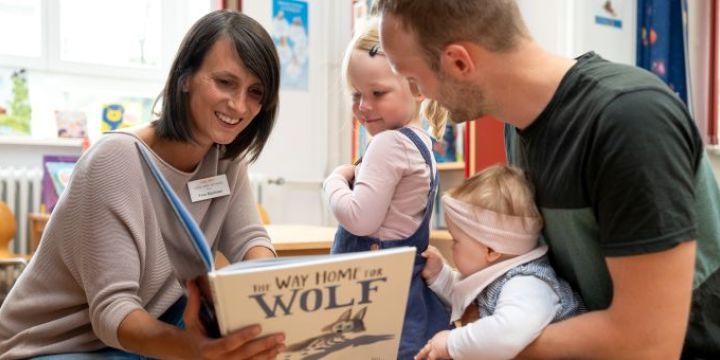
437, 70, 487, 123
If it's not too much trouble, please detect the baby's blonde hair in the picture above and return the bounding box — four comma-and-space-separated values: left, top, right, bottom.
448, 164, 542, 223
341, 17, 448, 139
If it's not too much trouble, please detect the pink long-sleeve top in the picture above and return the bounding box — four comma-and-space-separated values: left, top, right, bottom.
324, 127, 436, 240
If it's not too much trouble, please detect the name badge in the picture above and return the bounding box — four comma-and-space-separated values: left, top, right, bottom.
187, 174, 230, 202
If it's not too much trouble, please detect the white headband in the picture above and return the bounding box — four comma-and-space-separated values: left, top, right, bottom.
442, 195, 542, 255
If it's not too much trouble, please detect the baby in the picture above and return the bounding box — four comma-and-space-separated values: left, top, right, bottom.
416, 165, 584, 360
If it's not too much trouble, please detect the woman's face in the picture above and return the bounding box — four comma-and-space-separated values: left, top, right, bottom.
185, 38, 264, 149
347, 49, 420, 136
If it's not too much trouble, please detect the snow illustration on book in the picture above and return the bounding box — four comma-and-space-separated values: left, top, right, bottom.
282, 307, 394, 360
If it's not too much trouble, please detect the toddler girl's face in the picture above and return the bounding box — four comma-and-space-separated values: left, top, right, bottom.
347, 49, 420, 136
447, 218, 493, 277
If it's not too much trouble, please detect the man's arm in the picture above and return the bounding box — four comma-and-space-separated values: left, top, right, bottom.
518, 240, 695, 359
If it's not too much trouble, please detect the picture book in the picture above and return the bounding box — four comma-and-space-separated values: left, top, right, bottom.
54, 110, 87, 138
432, 124, 457, 163
135, 142, 415, 359
212, 248, 414, 359
42, 155, 79, 213
101, 103, 126, 132
45, 162, 76, 197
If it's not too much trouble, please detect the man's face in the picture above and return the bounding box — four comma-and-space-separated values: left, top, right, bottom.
379, 13, 488, 123
379, 14, 440, 106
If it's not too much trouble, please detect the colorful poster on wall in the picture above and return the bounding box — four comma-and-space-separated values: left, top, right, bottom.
272, 0, 309, 91
594, 0, 624, 29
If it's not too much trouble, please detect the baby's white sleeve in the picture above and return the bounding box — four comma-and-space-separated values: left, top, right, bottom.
447, 275, 561, 360
428, 264, 458, 305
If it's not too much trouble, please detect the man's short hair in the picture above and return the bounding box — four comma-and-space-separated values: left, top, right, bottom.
377, 0, 530, 70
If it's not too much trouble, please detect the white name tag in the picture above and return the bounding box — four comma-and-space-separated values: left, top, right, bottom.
187, 174, 230, 202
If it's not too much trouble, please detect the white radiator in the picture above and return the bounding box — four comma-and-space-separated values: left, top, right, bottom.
0, 167, 43, 256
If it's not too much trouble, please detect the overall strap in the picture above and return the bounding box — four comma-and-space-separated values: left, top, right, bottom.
397, 127, 438, 217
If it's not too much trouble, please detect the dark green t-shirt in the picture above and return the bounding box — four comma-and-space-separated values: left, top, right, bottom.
507, 52, 720, 356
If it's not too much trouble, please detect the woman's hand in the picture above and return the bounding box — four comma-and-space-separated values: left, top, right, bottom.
331, 164, 356, 183
421, 245, 445, 284
415, 330, 451, 360
185, 280, 286, 359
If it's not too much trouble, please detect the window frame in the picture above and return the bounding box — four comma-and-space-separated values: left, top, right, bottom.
0, 0, 218, 83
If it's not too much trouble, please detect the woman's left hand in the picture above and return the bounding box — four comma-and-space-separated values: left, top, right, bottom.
415, 330, 451, 360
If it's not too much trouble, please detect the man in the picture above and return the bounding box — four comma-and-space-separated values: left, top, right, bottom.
377, 0, 720, 359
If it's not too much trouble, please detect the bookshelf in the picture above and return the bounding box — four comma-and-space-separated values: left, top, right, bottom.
437, 161, 464, 171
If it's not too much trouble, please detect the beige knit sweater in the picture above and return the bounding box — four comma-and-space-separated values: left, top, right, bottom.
0, 132, 273, 358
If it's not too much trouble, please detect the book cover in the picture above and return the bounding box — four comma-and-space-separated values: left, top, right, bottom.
135, 142, 414, 358
101, 104, 126, 132
432, 124, 457, 163
211, 248, 414, 359
54, 110, 87, 138
357, 122, 369, 159
455, 122, 465, 163
45, 161, 76, 197
42, 155, 79, 213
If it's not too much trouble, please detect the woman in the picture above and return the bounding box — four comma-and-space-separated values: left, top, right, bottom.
0, 10, 285, 359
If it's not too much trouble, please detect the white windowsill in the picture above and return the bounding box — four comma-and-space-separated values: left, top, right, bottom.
0, 136, 83, 148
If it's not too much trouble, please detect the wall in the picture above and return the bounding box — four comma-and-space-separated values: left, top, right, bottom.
519, 0, 720, 183
516, 0, 574, 57
242, 0, 352, 226
517, 0, 636, 64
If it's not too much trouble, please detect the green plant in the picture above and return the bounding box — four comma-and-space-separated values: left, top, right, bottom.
0, 69, 31, 135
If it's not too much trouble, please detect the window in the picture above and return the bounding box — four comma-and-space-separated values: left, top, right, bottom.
0, 0, 42, 58
0, 0, 216, 139
59, 0, 162, 68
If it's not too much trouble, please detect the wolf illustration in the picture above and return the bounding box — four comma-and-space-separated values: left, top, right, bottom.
285, 307, 367, 353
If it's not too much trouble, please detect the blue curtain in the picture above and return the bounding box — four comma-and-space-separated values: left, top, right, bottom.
636, 0, 689, 105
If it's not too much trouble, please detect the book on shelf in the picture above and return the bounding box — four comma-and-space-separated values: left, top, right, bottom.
42, 155, 79, 213
54, 110, 88, 139
432, 124, 457, 163
135, 142, 415, 359
419, 113, 464, 165
455, 122, 465, 163
433, 123, 467, 165
351, 118, 370, 163
431, 189, 447, 230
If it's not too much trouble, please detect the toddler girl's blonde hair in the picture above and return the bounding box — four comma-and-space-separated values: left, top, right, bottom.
448, 164, 543, 223
341, 17, 449, 139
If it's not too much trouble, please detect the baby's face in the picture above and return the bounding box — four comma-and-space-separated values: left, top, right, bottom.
447, 218, 493, 277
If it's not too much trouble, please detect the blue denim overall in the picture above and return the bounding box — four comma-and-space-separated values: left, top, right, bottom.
331, 127, 451, 359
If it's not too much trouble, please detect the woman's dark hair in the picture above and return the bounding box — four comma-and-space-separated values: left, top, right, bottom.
154, 10, 280, 161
